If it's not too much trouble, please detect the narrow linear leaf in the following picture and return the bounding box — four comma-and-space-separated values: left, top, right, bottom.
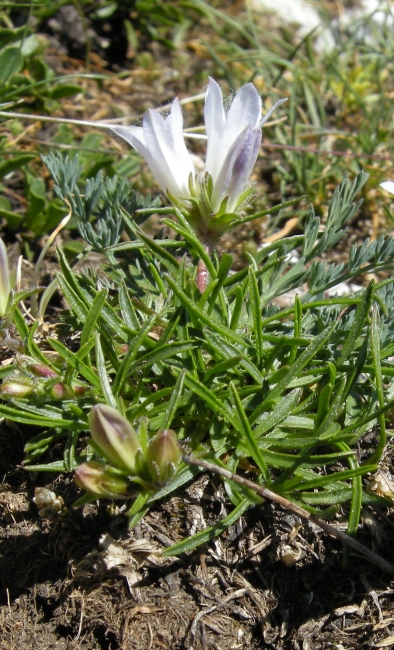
365, 307, 386, 465
128, 342, 197, 375
48, 338, 101, 389
162, 499, 250, 556
119, 281, 140, 329
184, 373, 237, 428
162, 369, 186, 429
253, 388, 303, 435
203, 355, 244, 383
57, 273, 88, 322
204, 332, 264, 385
122, 212, 179, 270
251, 323, 336, 421
81, 288, 109, 348
248, 266, 263, 368
0, 404, 75, 428
162, 217, 216, 278
279, 464, 377, 492
165, 274, 247, 347
95, 332, 116, 407
149, 465, 201, 502
338, 281, 373, 364
113, 315, 157, 396
229, 382, 269, 481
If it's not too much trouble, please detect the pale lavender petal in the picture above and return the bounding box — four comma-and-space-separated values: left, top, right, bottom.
113, 102, 194, 199
205, 83, 287, 214
226, 129, 261, 212
166, 99, 196, 178
204, 78, 226, 180
113, 122, 174, 192
224, 83, 262, 141
205, 81, 262, 185
112, 125, 149, 158
142, 109, 188, 196
210, 125, 260, 212
380, 180, 394, 196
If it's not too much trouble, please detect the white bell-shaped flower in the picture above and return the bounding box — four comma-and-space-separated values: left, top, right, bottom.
113, 98, 195, 199
113, 78, 286, 241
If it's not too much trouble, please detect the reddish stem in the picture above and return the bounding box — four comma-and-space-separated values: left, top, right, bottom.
196, 259, 208, 294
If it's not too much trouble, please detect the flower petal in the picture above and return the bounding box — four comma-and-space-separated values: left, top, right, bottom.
205, 80, 262, 185
204, 78, 226, 181
113, 100, 195, 199
140, 109, 184, 196
166, 98, 196, 174
380, 180, 394, 196
224, 83, 262, 141
112, 125, 149, 158
210, 125, 261, 212
143, 102, 195, 197
113, 122, 174, 192
226, 128, 262, 212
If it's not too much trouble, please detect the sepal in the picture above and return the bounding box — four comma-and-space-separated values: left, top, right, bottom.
144, 428, 181, 485
74, 461, 134, 498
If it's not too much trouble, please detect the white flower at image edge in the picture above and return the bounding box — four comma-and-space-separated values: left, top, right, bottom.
113, 78, 286, 215
380, 181, 394, 195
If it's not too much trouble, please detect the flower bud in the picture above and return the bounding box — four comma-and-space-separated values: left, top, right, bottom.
90, 404, 141, 473
1, 379, 34, 397
48, 381, 75, 401
72, 383, 89, 397
30, 363, 58, 379
145, 429, 180, 485
74, 461, 132, 498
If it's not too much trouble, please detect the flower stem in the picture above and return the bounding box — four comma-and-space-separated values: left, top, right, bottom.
183, 454, 394, 576
196, 242, 212, 294
197, 259, 208, 294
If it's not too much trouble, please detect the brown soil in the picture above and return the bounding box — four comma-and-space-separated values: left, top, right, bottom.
2, 420, 394, 649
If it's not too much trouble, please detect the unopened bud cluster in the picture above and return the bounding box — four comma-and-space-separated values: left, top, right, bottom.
0, 355, 89, 401
74, 404, 181, 499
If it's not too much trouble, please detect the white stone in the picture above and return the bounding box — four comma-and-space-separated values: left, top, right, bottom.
251, 0, 394, 50
250, 0, 321, 35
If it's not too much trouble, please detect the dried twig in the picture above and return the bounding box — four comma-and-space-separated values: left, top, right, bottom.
183, 455, 394, 576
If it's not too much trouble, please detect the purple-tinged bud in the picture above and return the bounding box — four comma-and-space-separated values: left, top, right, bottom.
49, 382, 73, 401
90, 404, 141, 473
30, 364, 58, 379
72, 383, 89, 397
74, 461, 132, 498
145, 429, 180, 485
1, 379, 34, 397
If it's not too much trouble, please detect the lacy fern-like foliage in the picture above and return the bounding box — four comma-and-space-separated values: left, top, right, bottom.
43, 152, 160, 251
